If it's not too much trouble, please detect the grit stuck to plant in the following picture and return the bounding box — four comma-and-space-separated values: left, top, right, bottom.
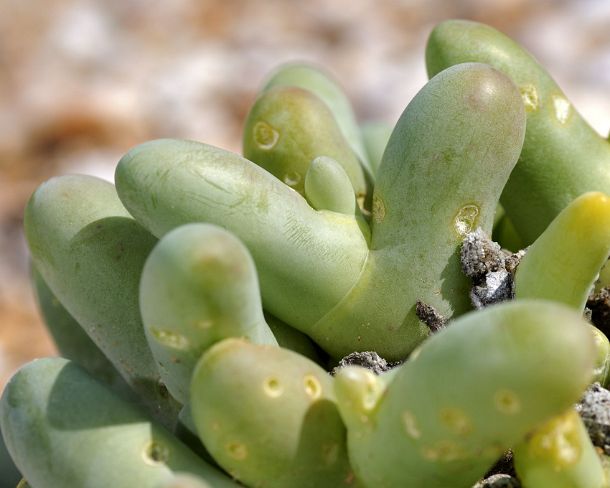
2, 18, 610, 488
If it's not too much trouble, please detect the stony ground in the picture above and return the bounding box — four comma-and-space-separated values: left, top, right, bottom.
1, 0, 609, 388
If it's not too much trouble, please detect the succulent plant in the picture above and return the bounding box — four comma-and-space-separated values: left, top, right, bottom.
334, 301, 594, 487
114, 61, 525, 362
2, 19, 610, 488
514, 409, 606, 488
426, 19, 610, 246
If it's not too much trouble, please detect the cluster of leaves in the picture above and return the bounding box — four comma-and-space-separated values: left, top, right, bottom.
2, 19, 610, 488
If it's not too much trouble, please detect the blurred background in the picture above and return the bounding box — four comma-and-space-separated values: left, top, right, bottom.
1, 0, 610, 389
